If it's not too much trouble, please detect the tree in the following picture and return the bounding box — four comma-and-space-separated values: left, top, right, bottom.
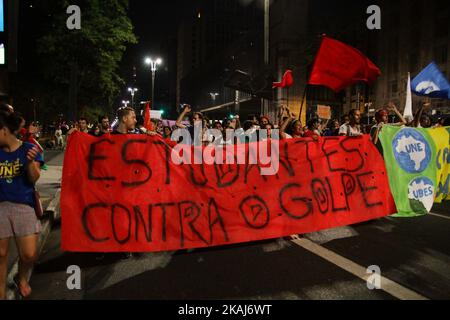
37, 0, 137, 120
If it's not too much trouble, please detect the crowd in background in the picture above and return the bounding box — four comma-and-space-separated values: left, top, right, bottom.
26, 101, 450, 153
1, 99, 449, 300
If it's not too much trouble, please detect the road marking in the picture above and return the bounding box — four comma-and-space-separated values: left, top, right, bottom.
429, 212, 450, 220
290, 235, 429, 300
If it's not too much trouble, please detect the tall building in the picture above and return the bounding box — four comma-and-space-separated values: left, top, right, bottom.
0, 0, 19, 99
176, 0, 265, 119
373, 0, 450, 117
177, 0, 450, 122
158, 35, 178, 117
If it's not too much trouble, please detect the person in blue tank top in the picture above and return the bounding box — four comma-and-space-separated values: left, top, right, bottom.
0, 111, 44, 299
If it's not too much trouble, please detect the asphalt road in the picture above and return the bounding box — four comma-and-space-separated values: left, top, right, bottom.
21, 149, 450, 300
28, 203, 450, 300
44, 150, 63, 163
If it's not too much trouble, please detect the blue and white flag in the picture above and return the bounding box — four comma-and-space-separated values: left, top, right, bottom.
411, 62, 450, 100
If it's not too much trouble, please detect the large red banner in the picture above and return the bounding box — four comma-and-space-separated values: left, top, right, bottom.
61, 132, 397, 252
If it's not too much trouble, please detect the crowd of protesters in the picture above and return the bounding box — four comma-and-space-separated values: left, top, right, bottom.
163, 102, 450, 149
22, 101, 450, 155
0, 99, 449, 300
26, 100, 450, 154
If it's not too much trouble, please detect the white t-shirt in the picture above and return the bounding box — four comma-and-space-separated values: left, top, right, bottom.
339, 124, 362, 136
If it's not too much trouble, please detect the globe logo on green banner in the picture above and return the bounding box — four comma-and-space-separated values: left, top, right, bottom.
392, 128, 431, 173
407, 177, 435, 213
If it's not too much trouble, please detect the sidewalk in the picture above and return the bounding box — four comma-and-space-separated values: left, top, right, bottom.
6, 151, 64, 300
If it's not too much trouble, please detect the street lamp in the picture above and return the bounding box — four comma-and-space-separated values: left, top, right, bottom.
122, 100, 130, 107
209, 92, 219, 104
144, 56, 162, 105
128, 87, 138, 108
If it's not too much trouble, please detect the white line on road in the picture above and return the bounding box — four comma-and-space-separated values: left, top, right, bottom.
429, 212, 450, 220
290, 235, 429, 300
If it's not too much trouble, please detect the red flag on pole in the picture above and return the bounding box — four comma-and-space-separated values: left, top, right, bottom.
308, 36, 381, 92
143, 101, 153, 131
272, 70, 294, 88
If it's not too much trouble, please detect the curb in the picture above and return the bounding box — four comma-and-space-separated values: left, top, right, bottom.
6, 189, 61, 300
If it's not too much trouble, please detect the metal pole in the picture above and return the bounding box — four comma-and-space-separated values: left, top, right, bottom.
356, 91, 360, 110
235, 90, 240, 114
299, 86, 307, 122
33, 99, 36, 122
131, 92, 134, 108
151, 70, 155, 105
287, 88, 289, 108
262, 0, 270, 116
367, 107, 370, 125
264, 0, 269, 65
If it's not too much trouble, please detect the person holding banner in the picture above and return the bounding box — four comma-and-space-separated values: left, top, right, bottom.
323, 119, 341, 136
112, 107, 159, 136
108, 107, 157, 260
0, 111, 44, 299
370, 102, 406, 154
279, 106, 303, 139
67, 118, 90, 135
176, 104, 203, 145
339, 109, 363, 137
413, 102, 432, 128
89, 115, 110, 137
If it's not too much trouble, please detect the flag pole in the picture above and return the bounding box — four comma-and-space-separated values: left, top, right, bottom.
272, 87, 275, 112
287, 87, 290, 108
299, 85, 307, 122
298, 34, 322, 123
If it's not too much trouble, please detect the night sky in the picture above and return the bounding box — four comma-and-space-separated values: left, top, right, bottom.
120, 0, 193, 109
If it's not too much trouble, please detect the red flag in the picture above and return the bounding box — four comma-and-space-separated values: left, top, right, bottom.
28, 137, 44, 154
308, 36, 381, 92
273, 70, 294, 88
19, 128, 44, 153
143, 101, 153, 131
62, 134, 397, 252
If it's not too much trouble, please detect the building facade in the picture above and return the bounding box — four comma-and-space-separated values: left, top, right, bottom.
176, 0, 450, 123
373, 0, 450, 117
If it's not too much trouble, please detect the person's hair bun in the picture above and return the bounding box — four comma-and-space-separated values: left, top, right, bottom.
0, 111, 23, 133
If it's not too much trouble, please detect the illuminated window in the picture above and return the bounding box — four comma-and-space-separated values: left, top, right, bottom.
0, 0, 4, 32
0, 43, 5, 65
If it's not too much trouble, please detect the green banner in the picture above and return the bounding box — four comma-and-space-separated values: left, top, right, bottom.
379, 126, 437, 217
428, 127, 450, 203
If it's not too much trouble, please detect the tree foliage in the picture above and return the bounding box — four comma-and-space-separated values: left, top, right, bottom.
37, 0, 137, 115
